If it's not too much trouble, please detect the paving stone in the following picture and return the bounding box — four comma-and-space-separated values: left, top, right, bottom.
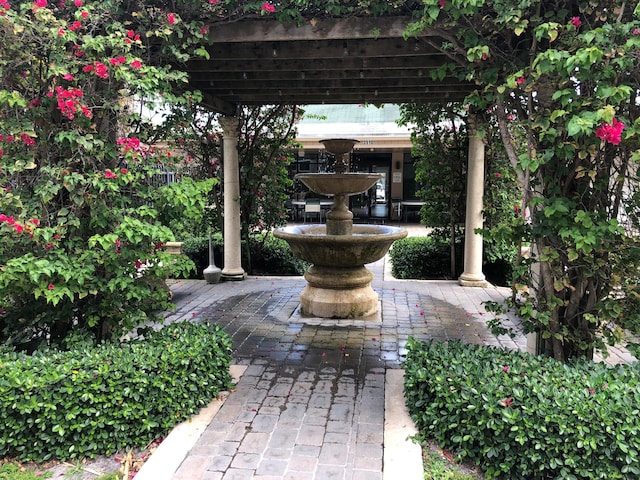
222, 468, 255, 480
296, 425, 325, 446
270, 428, 299, 449
287, 455, 319, 473
256, 458, 288, 476
230, 452, 261, 470
318, 442, 349, 466
239, 432, 270, 454
251, 414, 279, 432
315, 464, 347, 480
208, 455, 234, 472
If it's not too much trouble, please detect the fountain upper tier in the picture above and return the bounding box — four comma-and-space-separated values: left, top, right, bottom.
296, 173, 381, 197
320, 138, 359, 155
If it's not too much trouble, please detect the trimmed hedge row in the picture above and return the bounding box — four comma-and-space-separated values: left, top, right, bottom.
404, 338, 640, 479
0, 322, 232, 462
390, 236, 460, 279
182, 233, 308, 277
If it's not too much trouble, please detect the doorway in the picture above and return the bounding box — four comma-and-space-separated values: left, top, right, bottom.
351, 153, 391, 221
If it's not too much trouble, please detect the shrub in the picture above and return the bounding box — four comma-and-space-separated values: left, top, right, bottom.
0, 322, 232, 462
182, 233, 224, 279
247, 234, 309, 276
390, 236, 460, 279
404, 338, 640, 479
182, 233, 308, 277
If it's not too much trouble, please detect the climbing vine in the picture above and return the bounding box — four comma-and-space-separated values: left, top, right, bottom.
408, 0, 640, 361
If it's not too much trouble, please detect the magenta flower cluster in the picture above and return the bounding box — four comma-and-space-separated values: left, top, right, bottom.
595, 118, 625, 145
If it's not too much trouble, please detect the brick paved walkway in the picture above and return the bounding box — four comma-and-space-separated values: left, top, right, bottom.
140, 223, 635, 479
155, 247, 530, 480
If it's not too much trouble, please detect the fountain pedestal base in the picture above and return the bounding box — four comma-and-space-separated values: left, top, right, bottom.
300, 265, 378, 318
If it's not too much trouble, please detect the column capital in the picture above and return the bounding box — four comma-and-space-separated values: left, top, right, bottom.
219, 116, 240, 138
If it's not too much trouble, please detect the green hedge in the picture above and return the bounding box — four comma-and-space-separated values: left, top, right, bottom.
182, 233, 308, 277
182, 234, 224, 278
0, 322, 232, 462
404, 338, 640, 479
389, 235, 513, 285
390, 236, 460, 279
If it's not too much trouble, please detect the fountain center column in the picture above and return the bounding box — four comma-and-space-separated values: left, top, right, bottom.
326, 193, 353, 236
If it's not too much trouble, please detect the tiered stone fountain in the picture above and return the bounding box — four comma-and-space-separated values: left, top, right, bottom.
274, 139, 407, 318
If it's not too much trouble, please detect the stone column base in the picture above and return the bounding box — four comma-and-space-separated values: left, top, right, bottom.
458, 272, 488, 287
222, 268, 247, 281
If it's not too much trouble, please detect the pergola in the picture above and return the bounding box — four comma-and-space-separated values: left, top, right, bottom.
189, 16, 488, 287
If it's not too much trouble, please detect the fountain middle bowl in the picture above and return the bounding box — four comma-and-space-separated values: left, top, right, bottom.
274, 224, 408, 267
295, 173, 382, 196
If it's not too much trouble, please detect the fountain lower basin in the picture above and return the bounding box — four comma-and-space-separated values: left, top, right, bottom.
274, 224, 407, 318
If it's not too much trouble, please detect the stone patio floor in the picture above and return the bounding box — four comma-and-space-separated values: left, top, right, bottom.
137, 225, 635, 480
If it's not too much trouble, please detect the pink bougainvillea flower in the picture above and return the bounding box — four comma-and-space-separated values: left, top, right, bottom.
73, 0, 81, 5
69, 20, 82, 31
634, 28, 640, 35
438, 0, 446, 8
571, 16, 581, 28
167, 12, 176, 24
516, 76, 526, 85
595, 118, 625, 145
120, 168, 128, 174
57, 27, 65, 37
13, 223, 23, 233
62, 73, 73, 81
45, 242, 54, 249
502, 365, 509, 373
209, 0, 219, 3
495, 172, 501, 178
130, 59, 142, 69
200, 25, 209, 34
48, 283, 54, 290
80, 10, 88, 18
261, 2, 275, 13
94, 62, 109, 79
0, 0, 10, 10
104, 170, 117, 179
21, 133, 35, 146
34, 0, 46, 8
117, 137, 141, 153
82, 64, 94, 73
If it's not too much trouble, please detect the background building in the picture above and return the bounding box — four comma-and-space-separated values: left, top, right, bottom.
294, 104, 422, 222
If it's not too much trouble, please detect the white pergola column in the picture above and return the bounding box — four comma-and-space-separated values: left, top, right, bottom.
459, 114, 488, 287
220, 116, 246, 281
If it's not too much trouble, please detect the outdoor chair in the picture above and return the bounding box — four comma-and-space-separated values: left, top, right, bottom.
304, 199, 322, 223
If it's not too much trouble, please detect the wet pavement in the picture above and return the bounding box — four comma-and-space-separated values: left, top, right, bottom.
155, 239, 529, 479
139, 224, 635, 479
